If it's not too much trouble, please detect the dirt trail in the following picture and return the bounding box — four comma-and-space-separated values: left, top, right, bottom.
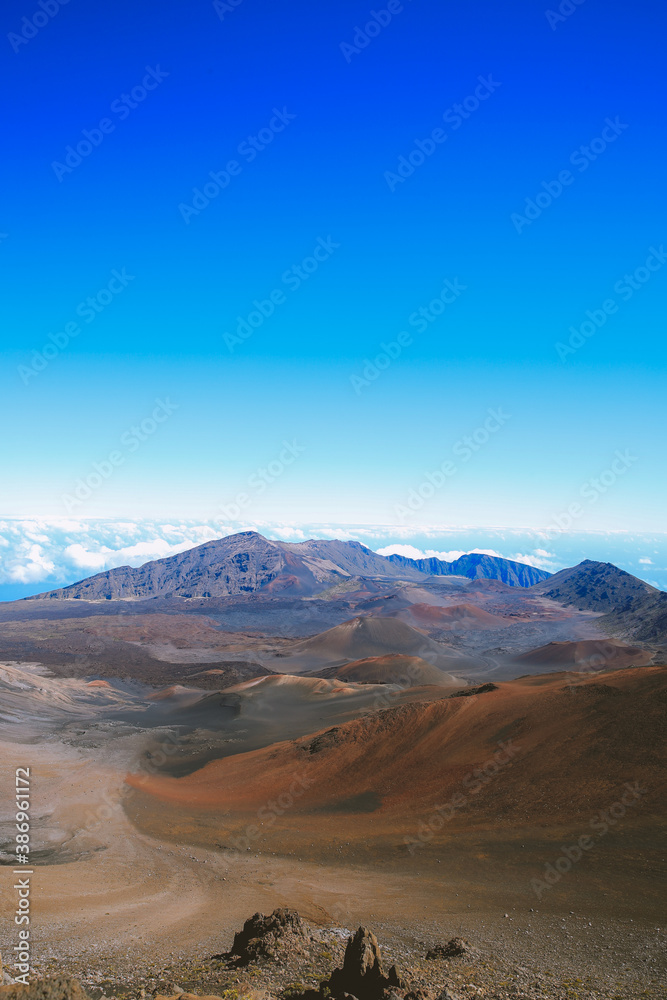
0, 665, 664, 997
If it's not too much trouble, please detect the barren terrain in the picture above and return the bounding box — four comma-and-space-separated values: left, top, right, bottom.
0, 557, 665, 998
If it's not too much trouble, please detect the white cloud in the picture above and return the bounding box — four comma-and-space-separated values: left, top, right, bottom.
64, 538, 206, 573
64, 544, 111, 570
113, 540, 183, 562
375, 545, 504, 563
509, 550, 557, 570
376, 544, 430, 560
7, 543, 56, 583
0, 519, 664, 595
0, 519, 229, 588
464, 548, 504, 559
375, 544, 557, 572
258, 523, 308, 541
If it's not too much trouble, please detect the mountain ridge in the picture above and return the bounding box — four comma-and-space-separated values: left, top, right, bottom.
26, 530, 550, 601
387, 550, 546, 587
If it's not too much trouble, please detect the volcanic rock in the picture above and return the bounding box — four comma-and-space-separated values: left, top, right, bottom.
227, 908, 309, 964
325, 927, 405, 1000
426, 938, 471, 960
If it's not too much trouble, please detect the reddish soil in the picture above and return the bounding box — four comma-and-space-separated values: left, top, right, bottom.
333, 654, 456, 686
126, 666, 667, 853
397, 602, 509, 629
513, 638, 654, 669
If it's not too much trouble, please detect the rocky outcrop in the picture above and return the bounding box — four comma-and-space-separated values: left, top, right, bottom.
226, 907, 310, 965
426, 938, 471, 960
224, 912, 407, 999
320, 927, 405, 1000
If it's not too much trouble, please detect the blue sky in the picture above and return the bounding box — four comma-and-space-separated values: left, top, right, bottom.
1, 0, 665, 593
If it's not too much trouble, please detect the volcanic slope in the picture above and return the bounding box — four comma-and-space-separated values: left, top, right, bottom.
267, 615, 479, 674
140, 672, 458, 776
126, 665, 667, 855
392, 602, 509, 630
511, 638, 654, 670
602, 589, 667, 646
313, 653, 456, 686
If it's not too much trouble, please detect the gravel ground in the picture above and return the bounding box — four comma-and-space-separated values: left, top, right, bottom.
22, 908, 667, 1000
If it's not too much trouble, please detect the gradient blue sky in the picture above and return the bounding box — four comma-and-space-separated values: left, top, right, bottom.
1, 0, 665, 590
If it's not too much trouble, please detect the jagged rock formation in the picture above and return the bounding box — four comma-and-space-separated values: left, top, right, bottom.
226, 907, 310, 964
319, 927, 405, 1000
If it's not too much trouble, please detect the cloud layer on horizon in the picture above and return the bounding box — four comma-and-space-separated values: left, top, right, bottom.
0, 518, 664, 596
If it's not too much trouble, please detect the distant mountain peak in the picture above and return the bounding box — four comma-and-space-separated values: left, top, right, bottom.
27, 530, 551, 601
530, 559, 657, 612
